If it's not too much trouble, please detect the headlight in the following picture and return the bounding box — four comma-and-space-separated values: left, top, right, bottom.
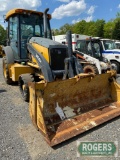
115, 55, 119, 59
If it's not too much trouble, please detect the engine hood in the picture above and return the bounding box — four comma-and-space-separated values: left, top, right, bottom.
29, 37, 67, 49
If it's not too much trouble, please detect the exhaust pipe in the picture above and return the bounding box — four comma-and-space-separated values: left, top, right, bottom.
43, 8, 49, 38
66, 30, 73, 58
63, 31, 83, 79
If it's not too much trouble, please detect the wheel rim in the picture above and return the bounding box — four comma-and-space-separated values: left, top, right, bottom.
22, 84, 26, 96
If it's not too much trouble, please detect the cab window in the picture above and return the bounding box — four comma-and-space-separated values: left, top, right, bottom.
9, 16, 18, 41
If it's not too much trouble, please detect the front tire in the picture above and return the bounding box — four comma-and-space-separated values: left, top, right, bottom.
83, 64, 99, 74
111, 61, 120, 73
18, 74, 35, 102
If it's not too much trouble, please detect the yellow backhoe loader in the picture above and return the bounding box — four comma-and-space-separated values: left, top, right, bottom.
3, 8, 120, 146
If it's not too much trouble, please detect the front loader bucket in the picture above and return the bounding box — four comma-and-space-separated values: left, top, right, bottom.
29, 73, 120, 146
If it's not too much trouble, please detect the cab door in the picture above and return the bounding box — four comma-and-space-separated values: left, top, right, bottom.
9, 16, 20, 60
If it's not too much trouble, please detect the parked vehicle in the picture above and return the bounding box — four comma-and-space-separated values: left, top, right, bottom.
52, 33, 90, 51
74, 38, 115, 74
115, 41, 120, 49
53, 35, 115, 74
100, 39, 120, 72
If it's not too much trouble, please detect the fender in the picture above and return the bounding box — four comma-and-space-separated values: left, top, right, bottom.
3, 46, 14, 64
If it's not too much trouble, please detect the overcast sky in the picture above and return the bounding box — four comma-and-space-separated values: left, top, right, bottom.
0, 0, 120, 29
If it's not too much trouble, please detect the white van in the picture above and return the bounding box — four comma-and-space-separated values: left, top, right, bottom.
100, 39, 120, 72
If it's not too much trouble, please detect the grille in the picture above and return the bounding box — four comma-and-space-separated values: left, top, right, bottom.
50, 48, 67, 70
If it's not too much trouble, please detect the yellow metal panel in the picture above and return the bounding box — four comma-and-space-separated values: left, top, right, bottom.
29, 85, 38, 130
10, 63, 34, 81
31, 56, 38, 65
111, 80, 120, 102
5, 8, 51, 21
27, 62, 39, 69
29, 86, 47, 135
32, 43, 50, 63
36, 90, 47, 134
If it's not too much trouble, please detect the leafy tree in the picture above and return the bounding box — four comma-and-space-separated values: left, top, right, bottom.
83, 21, 94, 36
84, 21, 97, 36
52, 29, 60, 36
59, 23, 73, 35
73, 20, 86, 34
95, 19, 105, 37
112, 20, 120, 40
51, 11, 120, 40
103, 21, 114, 38
0, 25, 7, 45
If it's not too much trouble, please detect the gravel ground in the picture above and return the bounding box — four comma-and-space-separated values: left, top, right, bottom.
0, 57, 120, 160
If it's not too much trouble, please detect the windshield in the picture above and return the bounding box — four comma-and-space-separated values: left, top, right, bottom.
87, 41, 102, 59
116, 43, 120, 49
103, 40, 117, 50
20, 14, 51, 39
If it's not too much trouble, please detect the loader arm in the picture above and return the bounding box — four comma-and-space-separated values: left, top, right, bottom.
27, 43, 54, 82
27, 31, 83, 82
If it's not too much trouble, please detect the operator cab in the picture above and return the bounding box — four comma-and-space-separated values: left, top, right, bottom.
5, 8, 52, 61
75, 38, 103, 61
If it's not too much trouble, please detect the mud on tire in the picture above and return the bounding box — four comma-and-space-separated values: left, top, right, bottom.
83, 64, 99, 74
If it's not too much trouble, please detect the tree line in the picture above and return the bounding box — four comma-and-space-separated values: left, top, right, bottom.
52, 12, 120, 40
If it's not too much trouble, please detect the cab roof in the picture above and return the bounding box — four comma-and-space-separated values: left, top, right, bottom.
5, 8, 51, 21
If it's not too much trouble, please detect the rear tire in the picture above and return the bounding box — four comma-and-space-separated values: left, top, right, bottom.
2, 56, 13, 84
18, 74, 35, 102
83, 64, 99, 74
